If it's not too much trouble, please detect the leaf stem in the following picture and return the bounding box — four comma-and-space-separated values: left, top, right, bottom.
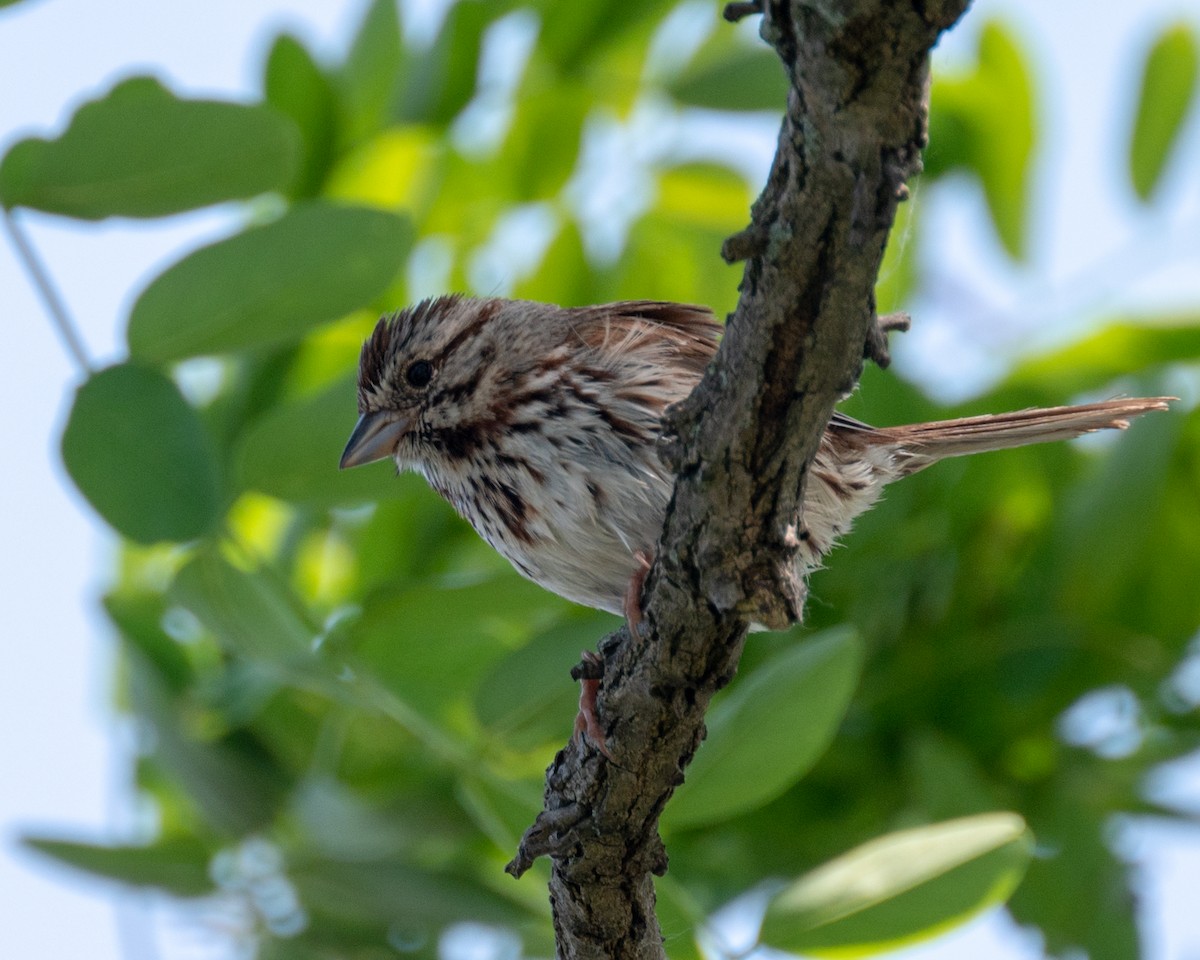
3, 208, 94, 375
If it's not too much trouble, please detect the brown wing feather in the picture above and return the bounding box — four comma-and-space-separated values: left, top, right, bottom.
566, 300, 722, 377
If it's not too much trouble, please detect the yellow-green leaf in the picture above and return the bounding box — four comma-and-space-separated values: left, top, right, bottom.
760, 813, 1033, 956
668, 46, 787, 111
1129, 24, 1200, 201
1001, 317, 1200, 400
927, 22, 1036, 259
534, 0, 679, 74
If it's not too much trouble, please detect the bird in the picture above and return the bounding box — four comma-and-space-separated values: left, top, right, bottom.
340, 295, 1169, 751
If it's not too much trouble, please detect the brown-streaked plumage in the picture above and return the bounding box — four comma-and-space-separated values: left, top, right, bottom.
343, 295, 1170, 623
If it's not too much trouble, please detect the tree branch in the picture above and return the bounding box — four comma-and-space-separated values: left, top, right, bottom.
511, 2, 972, 956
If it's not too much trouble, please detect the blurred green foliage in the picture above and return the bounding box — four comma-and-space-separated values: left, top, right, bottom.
1129, 23, 1199, 202
925, 22, 1036, 260
6, 2, 1200, 958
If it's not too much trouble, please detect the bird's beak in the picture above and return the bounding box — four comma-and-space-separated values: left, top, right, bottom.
339, 412, 408, 469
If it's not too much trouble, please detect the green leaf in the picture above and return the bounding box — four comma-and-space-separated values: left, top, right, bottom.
349, 480, 482, 592
665, 628, 862, 830
325, 127, 442, 210
668, 47, 787, 111
394, 0, 494, 126
504, 83, 590, 200
127, 650, 290, 833
760, 813, 1033, 955
653, 879, 706, 960
534, 0, 678, 73
338, 0, 405, 145
0, 77, 297, 219
513, 221, 597, 305
606, 171, 746, 318
1057, 406, 1180, 619
235, 374, 404, 505
1000, 317, 1200, 400
1008, 802, 1138, 960
292, 778, 423, 860
105, 591, 194, 693
170, 551, 315, 666
474, 613, 620, 748
293, 858, 532, 929
61, 363, 221, 543
127, 202, 411, 362
906, 733, 999, 821
454, 777, 543, 857
22, 836, 214, 896
657, 162, 754, 232
265, 33, 338, 198
1129, 24, 1200, 201
352, 573, 567, 717
927, 22, 1036, 258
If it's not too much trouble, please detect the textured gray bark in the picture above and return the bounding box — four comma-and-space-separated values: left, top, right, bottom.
507, 2, 973, 956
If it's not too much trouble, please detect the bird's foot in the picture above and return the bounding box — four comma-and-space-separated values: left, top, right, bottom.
624, 549, 653, 637
572, 650, 613, 760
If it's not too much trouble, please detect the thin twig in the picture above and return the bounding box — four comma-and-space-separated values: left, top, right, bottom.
506, 803, 588, 878
3, 208, 94, 375
723, 1, 763, 22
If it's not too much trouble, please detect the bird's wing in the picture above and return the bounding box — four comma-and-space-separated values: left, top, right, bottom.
827, 410, 878, 432
564, 301, 722, 378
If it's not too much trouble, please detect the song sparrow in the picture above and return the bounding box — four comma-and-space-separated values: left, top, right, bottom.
341, 295, 1169, 627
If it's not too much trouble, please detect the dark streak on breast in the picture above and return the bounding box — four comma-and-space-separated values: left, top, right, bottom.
480, 474, 537, 545
563, 379, 647, 444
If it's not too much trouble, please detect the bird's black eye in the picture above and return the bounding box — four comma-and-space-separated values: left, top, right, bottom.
405, 360, 433, 389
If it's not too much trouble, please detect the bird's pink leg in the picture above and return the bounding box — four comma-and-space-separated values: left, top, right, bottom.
624, 549, 653, 636
570, 550, 652, 761
572, 650, 613, 760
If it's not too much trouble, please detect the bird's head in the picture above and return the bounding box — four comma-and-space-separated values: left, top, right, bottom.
339, 294, 525, 470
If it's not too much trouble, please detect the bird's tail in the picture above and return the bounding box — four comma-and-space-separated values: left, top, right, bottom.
872, 397, 1173, 474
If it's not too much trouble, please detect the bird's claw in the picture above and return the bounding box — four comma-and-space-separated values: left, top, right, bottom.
573, 650, 614, 760
624, 549, 653, 637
